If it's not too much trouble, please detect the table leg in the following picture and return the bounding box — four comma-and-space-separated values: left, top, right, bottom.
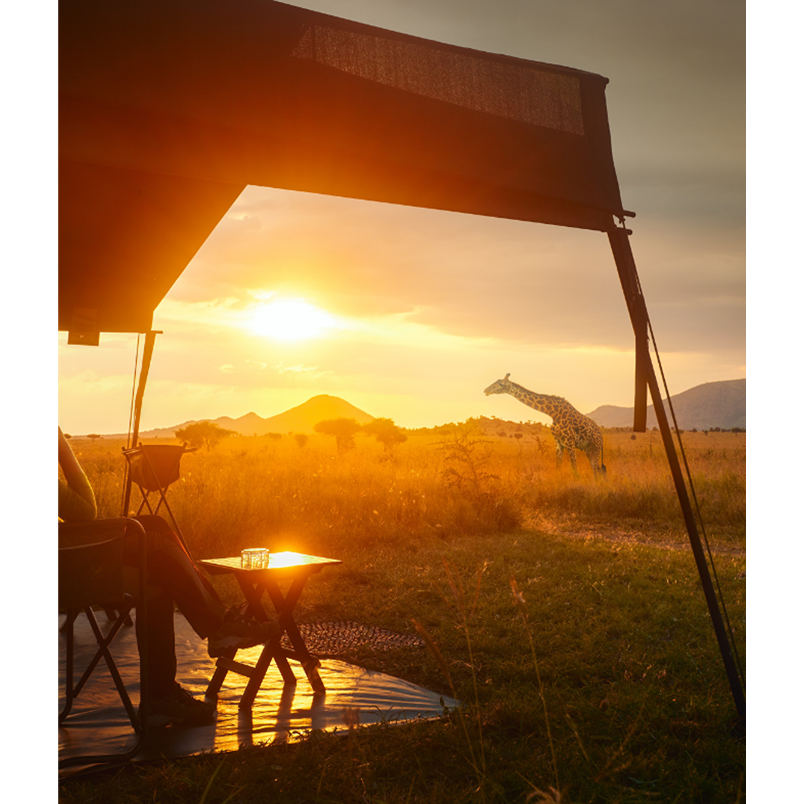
237, 576, 300, 688
205, 576, 295, 700
205, 647, 235, 698
265, 577, 325, 694
237, 577, 272, 622
239, 633, 297, 710
205, 569, 327, 707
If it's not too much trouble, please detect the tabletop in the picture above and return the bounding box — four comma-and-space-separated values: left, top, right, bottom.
200, 551, 341, 576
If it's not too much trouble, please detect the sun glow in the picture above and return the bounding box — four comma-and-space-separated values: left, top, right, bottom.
249, 299, 336, 341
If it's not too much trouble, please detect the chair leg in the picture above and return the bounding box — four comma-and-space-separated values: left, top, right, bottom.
83, 607, 142, 732
59, 610, 79, 723
72, 609, 129, 696
60, 606, 141, 733
103, 607, 134, 627
58, 607, 147, 771
58, 519, 151, 771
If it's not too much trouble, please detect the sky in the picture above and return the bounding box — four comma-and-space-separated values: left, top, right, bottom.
55, 0, 745, 435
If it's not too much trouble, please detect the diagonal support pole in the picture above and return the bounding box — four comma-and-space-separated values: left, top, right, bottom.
608, 226, 745, 724
123, 330, 159, 516
609, 228, 650, 432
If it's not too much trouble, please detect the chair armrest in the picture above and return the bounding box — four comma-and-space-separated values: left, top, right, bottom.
58, 518, 148, 607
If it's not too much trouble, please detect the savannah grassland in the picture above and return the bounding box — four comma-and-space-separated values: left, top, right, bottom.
60, 426, 746, 804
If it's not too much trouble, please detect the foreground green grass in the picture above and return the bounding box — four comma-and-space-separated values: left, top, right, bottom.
59, 528, 745, 803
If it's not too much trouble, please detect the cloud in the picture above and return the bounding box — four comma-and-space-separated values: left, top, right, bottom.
172, 182, 743, 364
157, 0, 743, 369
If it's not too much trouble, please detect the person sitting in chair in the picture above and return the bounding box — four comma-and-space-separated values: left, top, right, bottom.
58, 427, 275, 727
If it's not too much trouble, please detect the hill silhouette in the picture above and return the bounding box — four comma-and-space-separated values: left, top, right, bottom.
141, 395, 375, 438
585, 379, 745, 430
102, 380, 744, 440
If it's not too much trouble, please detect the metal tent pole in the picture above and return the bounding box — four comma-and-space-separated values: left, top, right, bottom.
607, 225, 745, 724
123, 330, 159, 516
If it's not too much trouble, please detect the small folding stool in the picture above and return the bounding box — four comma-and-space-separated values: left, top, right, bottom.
123, 443, 196, 550
59, 517, 149, 770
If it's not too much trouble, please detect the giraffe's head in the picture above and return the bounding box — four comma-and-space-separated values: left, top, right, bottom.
484, 374, 514, 395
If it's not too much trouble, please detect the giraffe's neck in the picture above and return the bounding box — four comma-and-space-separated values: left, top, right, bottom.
506, 382, 570, 420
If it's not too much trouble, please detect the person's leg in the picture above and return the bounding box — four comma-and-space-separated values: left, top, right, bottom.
122, 515, 275, 726
136, 585, 177, 700
123, 517, 217, 725
128, 515, 226, 639
133, 516, 276, 657
126, 515, 276, 659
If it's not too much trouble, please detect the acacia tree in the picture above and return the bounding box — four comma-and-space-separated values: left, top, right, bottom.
174, 421, 235, 451
363, 417, 408, 452
314, 418, 361, 453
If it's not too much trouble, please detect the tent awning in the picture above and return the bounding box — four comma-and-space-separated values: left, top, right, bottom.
60, 0, 624, 335
59, 160, 243, 337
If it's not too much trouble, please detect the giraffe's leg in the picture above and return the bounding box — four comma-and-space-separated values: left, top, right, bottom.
587, 431, 606, 476
567, 446, 578, 475
555, 441, 564, 469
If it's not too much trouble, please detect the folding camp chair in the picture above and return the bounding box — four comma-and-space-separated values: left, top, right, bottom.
123, 443, 195, 551
59, 517, 149, 769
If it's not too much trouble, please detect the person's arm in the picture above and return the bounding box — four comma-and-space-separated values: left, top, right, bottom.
58, 427, 97, 521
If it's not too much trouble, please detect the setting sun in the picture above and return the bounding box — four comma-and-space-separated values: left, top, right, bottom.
249, 299, 336, 341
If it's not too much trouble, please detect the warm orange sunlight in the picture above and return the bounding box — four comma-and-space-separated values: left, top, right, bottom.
249, 299, 336, 341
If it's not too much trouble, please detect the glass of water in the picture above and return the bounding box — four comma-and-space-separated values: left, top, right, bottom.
241, 548, 269, 569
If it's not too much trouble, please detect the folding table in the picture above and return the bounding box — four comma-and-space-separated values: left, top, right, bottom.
200, 552, 341, 709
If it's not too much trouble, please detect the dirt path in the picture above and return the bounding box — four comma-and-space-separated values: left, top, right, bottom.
523, 514, 746, 558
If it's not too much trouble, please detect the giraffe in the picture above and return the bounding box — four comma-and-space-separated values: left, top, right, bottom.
484, 374, 606, 475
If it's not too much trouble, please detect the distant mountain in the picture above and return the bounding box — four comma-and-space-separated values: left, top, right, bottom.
585, 379, 745, 430
234, 395, 375, 435
138, 395, 375, 439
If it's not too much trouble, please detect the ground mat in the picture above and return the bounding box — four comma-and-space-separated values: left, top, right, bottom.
58, 611, 455, 775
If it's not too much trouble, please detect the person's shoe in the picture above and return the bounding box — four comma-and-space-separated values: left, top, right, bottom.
140, 684, 216, 728
207, 611, 278, 658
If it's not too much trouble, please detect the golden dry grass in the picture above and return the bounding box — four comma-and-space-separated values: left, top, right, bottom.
69, 426, 745, 561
